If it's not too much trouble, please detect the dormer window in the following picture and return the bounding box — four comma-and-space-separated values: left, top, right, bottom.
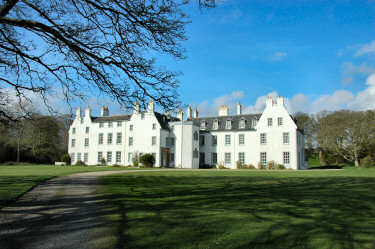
252, 118, 258, 128
212, 119, 219, 130
200, 120, 206, 130
226, 119, 232, 130
239, 118, 246, 129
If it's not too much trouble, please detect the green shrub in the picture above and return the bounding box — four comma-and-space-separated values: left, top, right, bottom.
361, 156, 374, 168
275, 164, 286, 170
218, 164, 228, 169
61, 153, 71, 165
257, 162, 265, 169
75, 160, 85, 166
248, 164, 255, 169
267, 160, 276, 170
236, 161, 247, 169
132, 152, 139, 167
139, 153, 155, 168
100, 158, 106, 166
112, 164, 123, 167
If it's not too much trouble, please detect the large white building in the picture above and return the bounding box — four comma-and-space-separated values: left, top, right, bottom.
68, 96, 308, 170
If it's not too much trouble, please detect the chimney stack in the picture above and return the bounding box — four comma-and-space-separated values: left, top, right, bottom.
85, 106, 91, 118
147, 100, 154, 113
165, 110, 171, 120
237, 102, 242, 115
133, 101, 140, 114
187, 106, 192, 119
219, 105, 228, 116
266, 96, 274, 108
101, 106, 109, 117
277, 96, 284, 107
75, 107, 82, 119
177, 109, 183, 121
193, 107, 198, 118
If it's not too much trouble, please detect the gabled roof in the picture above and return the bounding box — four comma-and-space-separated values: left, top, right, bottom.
154, 112, 180, 130
91, 115, 131, 122
188, 114, 262, 132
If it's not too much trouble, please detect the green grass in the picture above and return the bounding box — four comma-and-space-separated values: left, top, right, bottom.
0, 164, 130, 209
99, 168, 375, 249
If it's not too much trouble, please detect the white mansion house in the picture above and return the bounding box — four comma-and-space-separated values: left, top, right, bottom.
68, 96, 308, 170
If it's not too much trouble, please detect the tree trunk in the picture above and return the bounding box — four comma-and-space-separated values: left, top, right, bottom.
355, 157, 359, 167
16, 135, 20, 163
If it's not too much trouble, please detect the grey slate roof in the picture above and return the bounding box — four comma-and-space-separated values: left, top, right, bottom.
188, 114, 262, 132
154, 112, 180, 130
91, 115, 131, 122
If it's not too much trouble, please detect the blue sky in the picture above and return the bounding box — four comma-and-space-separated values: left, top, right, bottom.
158, 0, 375, 116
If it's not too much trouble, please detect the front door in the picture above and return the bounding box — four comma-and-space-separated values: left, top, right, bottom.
161, 148, 170, 167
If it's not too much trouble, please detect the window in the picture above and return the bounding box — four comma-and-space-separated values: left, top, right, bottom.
200, 153, 205, 165
212, 153, 217, 164
128, 152, 132, 163
252, 118, 258, 128
152, 136, 157, 146
268, 118, 273, 127
239, 118, 245, 129
152, 123, 156, 130
260, 133, 267, 145
200, 135, 205, 145
99, 122, 104, 128
108, 122, 113, 128
98, 152, 103, 163
193, 148, 198, 158
71, 153, 75, 163
116, 151, 121, 163
72, 128, 76, 134
225, 153, 231, 165
170, 153, 175, 163
130, 124, 133, 131
129, 137, 133, 146
152, 153, 156, 163
84, 138, 89, 147
80, 118, 84, 124
200, 120, 206, 130
85, 127, 89, 134
193, 131, 198, 141
283, 132, 290, 144
212, 135, 217, 145
117, 121, 122, 127
77, 153, 81, 162
107, 133, 113, 144
278, 117, 283, 126
239, 134, 245, 145
84, 153, 88, 163
170, 138, 175, 146
226, 119, 232, 129
283, 152, 290, 165
225, 135, 231, 145
212, 119, 219, 130
71, 139, 75, 148
238, 152, 245, 164
98, 133, 103, 144
260, 152, 267, 166
107, 151, 112, 163
116, 132, 122, 144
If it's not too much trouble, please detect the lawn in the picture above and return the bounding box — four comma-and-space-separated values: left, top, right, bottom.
0, 164, 129, 209
99, 168, 375, 249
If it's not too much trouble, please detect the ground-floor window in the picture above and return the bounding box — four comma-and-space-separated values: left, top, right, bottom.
200, 153, 205, 165
77, 153, 81, 162
116, 151, 121, 163
238, 152, 245, 164
170, 153, 175, 163
98, 152, 103, 163
225, 153, 231, 165
193, 148, 198, 158
107, 151, 112, 163
128, 152, 132, 163
283, 152, 290, 165
71, 153, 75, 163
84, 153, 88, 163
152, 153, 156, 165
260, 152, 267, 166
212, 153, 217, 164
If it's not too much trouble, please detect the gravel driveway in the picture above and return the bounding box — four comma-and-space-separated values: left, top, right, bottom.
0, 170, 141, 249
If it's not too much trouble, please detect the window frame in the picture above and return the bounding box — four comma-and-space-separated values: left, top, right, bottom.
238, 152, 245, 164
225, 153, 231, 166
260, 133, 267, 145
239, 134, 245, 145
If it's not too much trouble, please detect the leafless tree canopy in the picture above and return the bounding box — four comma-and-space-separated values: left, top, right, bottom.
0, 0, 209, 118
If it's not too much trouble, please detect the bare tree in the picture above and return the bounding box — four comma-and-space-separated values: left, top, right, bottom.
0, 0, 218, 117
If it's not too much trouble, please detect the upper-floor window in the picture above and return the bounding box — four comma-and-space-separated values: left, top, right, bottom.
152, 136, 157, 146
193, 148, 198, 158
252, 118, 258, 128
283, 132, 290, 144
226, 119, 232, 129
200, 135, 205, 145
212, 119, 219, 130
129, 137, 133, 146
278, 117, 283, 126
225, 134, 231, 145
99, 122, 104, 128
239, 134, 245, 145
260, 133, 267, 145
108, 122, 113, 128
116, 132, 122, 144
107, 133, 113, 144
212, 135, 217, 145
268, 118, 273, 127
98, 133, 103, 144
193, 131, 198, 141
84, 138, 89, 147
80, 118, 84, 124
170, 138, 175, 146
152, 123, 156, 130
72, 127, 76, 134
200, 120, 206, 130
85, 127, 89, 134
130, 124, 133, 131
117, 121, 122, 127
239, 118, 246, 129
71, 139, 75, 148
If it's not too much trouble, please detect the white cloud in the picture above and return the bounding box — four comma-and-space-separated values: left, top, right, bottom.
243, 91, 278, 113
268, 52, 287, 62
348, 73, 375, 110
286, 93, 310, 113
355, 41, 375, 57
341, 62, 375, 75
311, 90, 354, 113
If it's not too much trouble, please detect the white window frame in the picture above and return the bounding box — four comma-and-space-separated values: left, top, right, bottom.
128, 152, 133, 163
212, 153, 217, 164
84, 138, 89, 147
84, 153, 88, 163
268, 118, 273, 127
72, 127, 76, 134
152, 136, 157, 146
152, 123, 156, 130
238, 152, 245, 164
129, 137, 133, 146
226, 119, 232, 129
212, 119, 219, 130
239, 118, 245, 129
278, 117, 283, 126
108, 122, 113, 128
117, 121, 122, 127
107, 133, 113, 145
107, 151, 112, 163
212, 135, 217, 145
283, 152, 290, 165
99, 122, 104, 128
98, 133, 103, 145
283, 132, 290, 144
98, 152, 103, 163
260, 152, 267, 166
239, 134, 245, 145
129, 124, 133, 131
225, 134, 231, 145
116, 132, 122, 144
71, 139, 75, 148
260, 133, 267, 145
85, 127, 89, 134
200, 120, 206, 130
225, 153, 231, 165
116, 151, 121, 163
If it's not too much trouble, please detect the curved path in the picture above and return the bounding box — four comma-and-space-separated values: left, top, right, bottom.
0, 169, 163, 249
